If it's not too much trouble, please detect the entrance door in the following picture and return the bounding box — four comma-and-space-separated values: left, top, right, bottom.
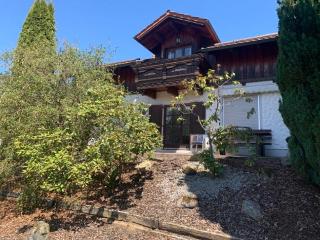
163, 107, 190, 148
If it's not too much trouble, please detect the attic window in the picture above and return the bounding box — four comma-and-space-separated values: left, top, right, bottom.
167, 46, 192, 59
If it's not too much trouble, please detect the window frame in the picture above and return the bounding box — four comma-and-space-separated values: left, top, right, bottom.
166, 45, 192, 59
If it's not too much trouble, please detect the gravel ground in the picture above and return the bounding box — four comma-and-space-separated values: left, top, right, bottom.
123, 159, 265, 234
1, 156, 320, 240
0, 201, 179, 240
134, 161, 259, 234
161, 167, 263, 202
86, 156, 320, 240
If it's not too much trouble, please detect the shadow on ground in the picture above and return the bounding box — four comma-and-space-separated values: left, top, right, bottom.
86, 168, 153, 210
184, 163, 320, 240
17, 211, 109, 235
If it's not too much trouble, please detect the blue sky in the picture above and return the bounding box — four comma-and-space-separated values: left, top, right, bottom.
0, 0, 278, 63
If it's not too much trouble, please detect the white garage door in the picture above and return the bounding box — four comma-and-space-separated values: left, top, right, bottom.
223, 95, 259, 129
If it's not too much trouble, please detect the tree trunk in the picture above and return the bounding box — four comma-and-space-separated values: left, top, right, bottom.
208, 134, 215, 161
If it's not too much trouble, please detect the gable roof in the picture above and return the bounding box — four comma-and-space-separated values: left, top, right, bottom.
135, 10, 220, 42
134, 10, 220, 53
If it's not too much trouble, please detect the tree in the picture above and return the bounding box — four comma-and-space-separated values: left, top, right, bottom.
0, 0, 162, 211
172, 70, 252, 175
277, 0, 320, 185
1, 44, 161, 211
0, 0, 56, 160
12, 0, 56, 74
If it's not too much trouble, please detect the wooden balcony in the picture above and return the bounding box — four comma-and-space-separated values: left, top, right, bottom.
134, 53, 206, 91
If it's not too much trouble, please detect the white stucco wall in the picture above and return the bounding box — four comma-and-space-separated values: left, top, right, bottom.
126, 90, 207, 105
259, 93, 290, 157
125, 80, 290, 157
219, 81, 290, 157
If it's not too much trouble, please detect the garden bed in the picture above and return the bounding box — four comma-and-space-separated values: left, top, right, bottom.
0, 200, 180, 240
1, 156, 320, 240
82, 156, 320, 240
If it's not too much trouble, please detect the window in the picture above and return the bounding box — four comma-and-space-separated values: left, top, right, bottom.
168, 51, 175, 59
184, 46, 192, 56
167, 46, 192, 59
176, 48, 183, 58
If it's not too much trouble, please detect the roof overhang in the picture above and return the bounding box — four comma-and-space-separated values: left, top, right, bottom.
201, 33, 278, 52
134, 10, 220, 54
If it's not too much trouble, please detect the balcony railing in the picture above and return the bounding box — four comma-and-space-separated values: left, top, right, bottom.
134, 54, 205, 90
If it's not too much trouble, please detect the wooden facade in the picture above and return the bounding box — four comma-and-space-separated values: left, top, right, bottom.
112, 12, 278, 94
114, 66, 136, 92
114, 40, 278, 93
134, 10, 219, 57
208, 41, 277, 84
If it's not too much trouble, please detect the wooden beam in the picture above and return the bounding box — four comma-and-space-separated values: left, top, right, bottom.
167, 86, 179, 97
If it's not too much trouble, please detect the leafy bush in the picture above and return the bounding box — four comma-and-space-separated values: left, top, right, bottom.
0, 159, 15, 188
198, 150, 224, 176
12, 75, 161, 211
0, 45, 161, 211
0, 0, 162, 211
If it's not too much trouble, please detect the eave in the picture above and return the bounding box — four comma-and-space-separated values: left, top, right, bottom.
202, 33, 278, 52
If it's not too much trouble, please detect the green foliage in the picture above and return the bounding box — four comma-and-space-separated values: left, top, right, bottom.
0, 159, 15, 187
4, 47, 161, 211
13, 0, 56, 74
172, 69, 253, 176
277, 0, 320, 185
0, 0, 161, 211
14, 129, 74, 194
17, 0, 55, 49
1, 46, 161, 211
13, 79, 161, 199
198, 150, 224, 176
18, 186, 43, 213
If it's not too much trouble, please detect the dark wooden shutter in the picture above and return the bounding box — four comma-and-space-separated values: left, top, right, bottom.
149, 105, 163, 132
190, 102, 206, 134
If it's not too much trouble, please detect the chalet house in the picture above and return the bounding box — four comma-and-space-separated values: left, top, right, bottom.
112, 11, 289, 157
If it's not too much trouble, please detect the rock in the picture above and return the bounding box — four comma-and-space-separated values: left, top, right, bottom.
196, 164, 206, 172
241, 199, 263, 221
178, 192, 198, 209
182, 163, 199, 175
29, 221, 50, 240
136, 160, 154, 171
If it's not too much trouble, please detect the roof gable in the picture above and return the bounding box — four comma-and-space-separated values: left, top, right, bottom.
134, 10, 220, 54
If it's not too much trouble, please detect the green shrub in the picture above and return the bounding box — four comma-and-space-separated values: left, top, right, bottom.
0, 0, 162, 211
277, 0, 320, 185
198, 150, 224, 176
0, 159, 15, 188
14, 81, 161, 210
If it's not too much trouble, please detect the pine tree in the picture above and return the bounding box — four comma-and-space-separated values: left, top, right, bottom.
0, 0, 57, 159
12, 0, 56, 73
277, 0, 320, 185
